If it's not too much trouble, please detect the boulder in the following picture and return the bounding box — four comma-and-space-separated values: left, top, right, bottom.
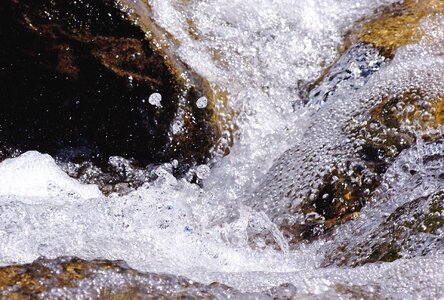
0, 256, 237, 298
0, 0, 232, 190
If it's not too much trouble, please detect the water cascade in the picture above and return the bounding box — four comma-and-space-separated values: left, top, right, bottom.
0, 0, 443, 298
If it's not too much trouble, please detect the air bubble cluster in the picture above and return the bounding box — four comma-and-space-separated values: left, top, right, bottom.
247, 34, 444, 247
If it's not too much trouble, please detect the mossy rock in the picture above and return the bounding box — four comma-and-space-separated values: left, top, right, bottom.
296, 0, 444, 241
248, 49, 444, 249
0, 257, 297, 298
250, 87, 444, 249
0, 0, 233, 189
324, 190, 444, 266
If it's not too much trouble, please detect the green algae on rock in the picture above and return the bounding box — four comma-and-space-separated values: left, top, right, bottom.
0, 0, 232, 191
324, 188, 444, 267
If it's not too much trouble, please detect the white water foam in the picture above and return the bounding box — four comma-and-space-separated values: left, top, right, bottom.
0, 151, 101, 200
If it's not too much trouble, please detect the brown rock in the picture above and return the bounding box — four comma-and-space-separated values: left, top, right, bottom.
0, 257, 237, 299
0, 257, 298, 299
248, 54, 444, 249
289, 89, 444, 245
0, 0, 232, 188
359, 0, 444, 56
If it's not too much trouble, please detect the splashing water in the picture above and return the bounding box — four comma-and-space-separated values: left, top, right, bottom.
1, 0, 444, 298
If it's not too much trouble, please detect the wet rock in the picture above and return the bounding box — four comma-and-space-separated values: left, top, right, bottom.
320, 138, 444, 266
324, 189, 444, 267
263, 283, 297, 299
60, 156, 159, 195
359, 0, 444, 57
0, 256, 298, 299
245, 3, 444, 249
332, 283, 384, 299
306, 43, 386, 106
0, 256, 239, 299
307, 0, 444, 107
0, 0, 231, 190
249, 81, 444, 249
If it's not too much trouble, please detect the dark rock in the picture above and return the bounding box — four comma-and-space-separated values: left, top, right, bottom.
0, 0, 231, 189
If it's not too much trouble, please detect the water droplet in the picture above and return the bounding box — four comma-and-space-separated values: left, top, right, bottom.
196, 96, 208, 109
148, 93, 162, 108
196, 165, 211, 179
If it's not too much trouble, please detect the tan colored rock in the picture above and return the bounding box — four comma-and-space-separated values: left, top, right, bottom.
359, 0, 444, 56
0, 257, 234, 299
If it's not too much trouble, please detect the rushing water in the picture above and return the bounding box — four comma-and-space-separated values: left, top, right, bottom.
1, 0, 444, 298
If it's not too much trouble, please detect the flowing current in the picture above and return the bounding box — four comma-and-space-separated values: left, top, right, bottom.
1, 0, 444, 298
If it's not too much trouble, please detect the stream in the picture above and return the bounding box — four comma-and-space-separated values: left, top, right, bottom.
0, 0, 443, 298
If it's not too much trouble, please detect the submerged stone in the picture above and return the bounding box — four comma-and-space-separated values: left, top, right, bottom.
324, 183, 444, 267
245, 2, 444, 249
0, 0, 231, 190
307, 0, 444, 107
359, 0, 444, 57
306, 43, 386, 106
249, 79, 444, 250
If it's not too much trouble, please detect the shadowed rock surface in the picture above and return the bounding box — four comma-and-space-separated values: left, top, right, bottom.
0, 0, 230, 191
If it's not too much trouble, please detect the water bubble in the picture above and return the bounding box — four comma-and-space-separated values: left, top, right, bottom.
171, 121, 182, 134
196, 165, 211, 179
148, 93, 162, 108
2, 0, 443, 298
196, 96, 208, 109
